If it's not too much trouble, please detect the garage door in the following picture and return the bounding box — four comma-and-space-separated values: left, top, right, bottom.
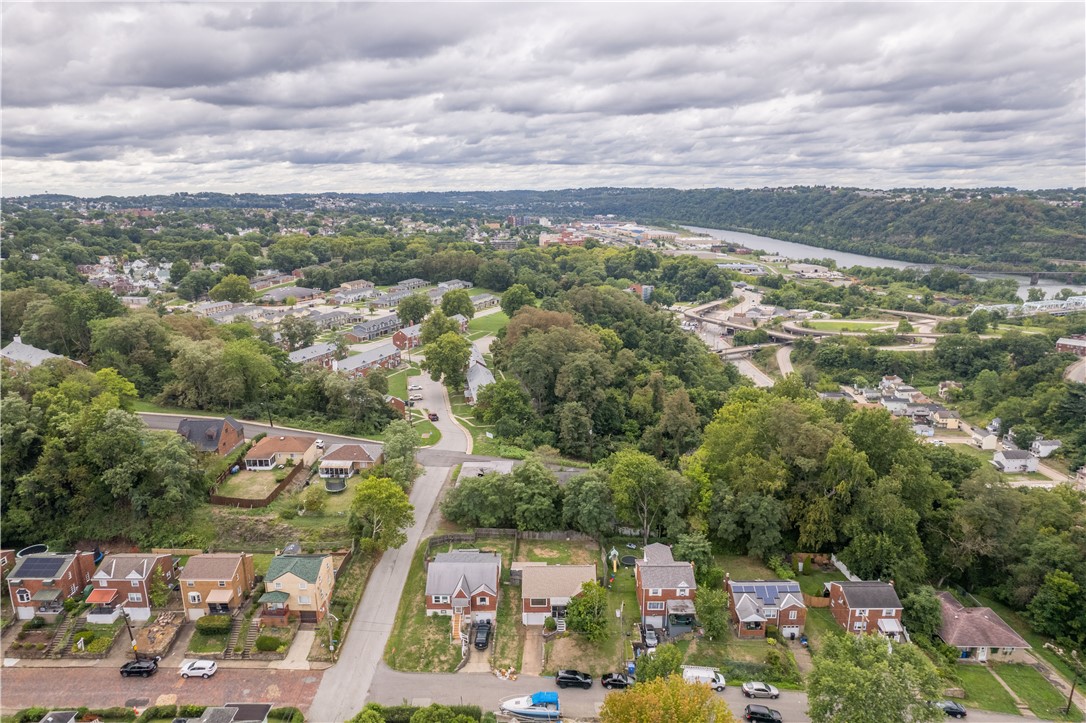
780, 625, 801, 639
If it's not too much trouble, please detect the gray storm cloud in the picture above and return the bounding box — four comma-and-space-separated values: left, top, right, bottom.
1, 2, 1083, 195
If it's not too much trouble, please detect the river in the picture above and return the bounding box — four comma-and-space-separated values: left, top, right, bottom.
683, 226, 1086, 301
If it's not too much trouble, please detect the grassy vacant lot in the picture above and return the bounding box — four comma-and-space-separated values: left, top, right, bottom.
802, 607, 842, 657
517, 539, 599, 566
956, 664, 1020, 716
795, 567, 845, 597
215, 470, 283, 499
715, 554, 775, 580
994, 663, 1084, 721
467, 311, 509, 336
544, 559, 634, 678
493, 581, 524, 672
187, 628, 228, 655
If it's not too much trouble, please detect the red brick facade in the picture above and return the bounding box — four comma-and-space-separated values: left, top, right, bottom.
8, 552, 97, 620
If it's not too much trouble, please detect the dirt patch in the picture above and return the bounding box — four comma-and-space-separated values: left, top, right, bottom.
546, 633, 622, 678
136, 611, 184, 657
530, 547, 561, 559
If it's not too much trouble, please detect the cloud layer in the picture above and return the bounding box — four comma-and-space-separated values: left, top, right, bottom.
2, 2, 1083, 195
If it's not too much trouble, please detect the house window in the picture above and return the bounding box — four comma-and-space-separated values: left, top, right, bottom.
298, 595, 311, 605
764, 608, 777, 618
677, 587, 689, 597
16, 589, 30, 603
218, 580, 226, 587
477, 597, 489, 606
187, 581, 195, 587
788, 610, 798, 620
189, 592, 202, 604
647, 602, 665, 611
128, 593, 143, 603
433, 595, 450, 604
530, 599, 548, 607
853, 622, 867, 631
856, 608, 868, 617
649, 588, 661, 596
70, 584, 77, 595
99, 580, 108, 587
299, 581, 308, 590
274, 582, 283, 590
131, 580, 139, 588
744, 622, 762, 630
883, 609, 895, 617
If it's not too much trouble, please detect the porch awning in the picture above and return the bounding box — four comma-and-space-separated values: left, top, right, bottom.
32, 588, 62, 602
259, 591, 289, 604
206, 588, 234, 604
878, 618, 904, 633
666, 599, 696, 614
86, 588, 118, 604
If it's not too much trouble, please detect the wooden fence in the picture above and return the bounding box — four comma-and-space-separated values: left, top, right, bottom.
151, 547, 204, 556
209, 463, 308, 508
803, 593, 831, 608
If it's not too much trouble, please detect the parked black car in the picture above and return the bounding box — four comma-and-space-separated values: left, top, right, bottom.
934, 700, 968, 718
120, 656, 161, 678
555, 669, 593, 689
601, 673, 635, 689
743, 704, 783, 722
474, 621, 492, 650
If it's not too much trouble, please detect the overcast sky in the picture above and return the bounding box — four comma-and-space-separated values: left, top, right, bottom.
2, 2, 1083, 196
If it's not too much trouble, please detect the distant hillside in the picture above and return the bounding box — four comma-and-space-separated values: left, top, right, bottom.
7, 186, 1084, 269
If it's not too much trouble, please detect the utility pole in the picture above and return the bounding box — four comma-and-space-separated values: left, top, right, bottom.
1044, 642, 1084, 715
120, 609, 139, 659
260, 382, 275, 428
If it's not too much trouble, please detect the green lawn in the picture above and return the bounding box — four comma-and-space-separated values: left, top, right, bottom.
956, 664, 1021, 716
386, 367, 422, 400
467, 311, 509, 335
545, 563, 633, 677
517, 540, 599, 567
215, 470, 284, 499
187, 629, 228, 654
715, 554, 775, 581
795, 568, 845, 597
993, 663, 1084, 721
802, 607, 843, 658
493, 580, 523, 672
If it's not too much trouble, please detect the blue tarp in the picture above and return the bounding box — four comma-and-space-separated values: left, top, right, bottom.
530, 692, 559, 706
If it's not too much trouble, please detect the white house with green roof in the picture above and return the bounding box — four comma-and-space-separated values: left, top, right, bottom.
258, 554, 335, 624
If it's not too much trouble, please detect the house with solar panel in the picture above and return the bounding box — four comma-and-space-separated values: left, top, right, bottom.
6, 551, 97, 620
87, 553, 174, 623
634, 543, 697, 630
727, 577, 806, 640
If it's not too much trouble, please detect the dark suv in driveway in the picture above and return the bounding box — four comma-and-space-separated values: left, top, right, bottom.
555, 669, 593, 689
743, 704, 783, 722
474, 621, 492, 650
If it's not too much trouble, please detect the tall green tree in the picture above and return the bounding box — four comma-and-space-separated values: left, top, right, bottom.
440, 289, 475, 319
421, 332, 472, 390
808, 635, 942, 723
500, 283, 536, 317
383, 420, 420, 489
634, 642, 684, 682
694, 588, 729, 641
348, 476, 415, 553
565, 580, 609, 642
398, 293, 433, 325
562, 471, 615, 539
208, 274, 254, 302
608, 449, 670, 546
280, 315, 319, 351
600, 674, 736, 723
420, 311, 461, 345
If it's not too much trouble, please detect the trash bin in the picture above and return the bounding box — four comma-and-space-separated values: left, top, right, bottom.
790, 632, 796, 642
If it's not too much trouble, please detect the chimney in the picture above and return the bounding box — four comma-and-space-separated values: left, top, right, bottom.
13, 335, 21, 344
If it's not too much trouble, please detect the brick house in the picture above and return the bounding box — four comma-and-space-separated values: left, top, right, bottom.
288, 342, 338, 368
449, 314, 470, 332
425, 550, 500, 629
727, 579, 806, 639
937, 592, 1031, 662
86, 553, 173, 623
179, 553, 256, 621
344, 314, 402, 342
635, 543, 697, 628
176, 417, 245, 456
1056, 336, 1086, 357
515, 563, 596, 627
391, 324, 423, 350
828, 581, 904, 640
334, 344, 401, 378
259, 554, 336, 624
7, 552, 97, 620
244, 435, 318, 470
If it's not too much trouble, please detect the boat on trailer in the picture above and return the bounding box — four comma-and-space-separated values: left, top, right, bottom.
499, 691, 561, 720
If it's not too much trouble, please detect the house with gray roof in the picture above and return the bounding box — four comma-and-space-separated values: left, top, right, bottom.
828, 581, 904, 640
0, 336, 67, 368
471, 293, 499, 310
465, 362, 495, 404
334, 343, 401, 378
260, 286, 321, 304
288, 342, 337, 368
727, 578, 805, 639
345, 313, 402, 342
635, 543, 697, 628
425, 549, 500, 625
176, 417, 245, 455
992, 449, 1038, 473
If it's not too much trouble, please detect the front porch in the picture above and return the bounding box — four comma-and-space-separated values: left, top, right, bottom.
259, 590, 293, 627
24, 589, 64, 621
665, 599, 697, 637
86, 588, 122, 624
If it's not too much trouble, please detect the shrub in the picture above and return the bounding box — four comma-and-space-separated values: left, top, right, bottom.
255, 634, 281, 652
195, 614, 232, 634
279, 507, 298, 520
23, 616, 45, 631
269, 707, 305, 723
543, 616, 557, 632
13, 708, 49, 723
36, 643, 46, 651
179, 705, 208, 718
73, 630, 97, 647
87, 706, 137, 720
766, 555, 795, 580
10, 642, 20, 650
136, 705, 178, 723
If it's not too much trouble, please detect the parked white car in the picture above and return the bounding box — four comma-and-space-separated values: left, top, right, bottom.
409, 394, 424, 401
179, 659, 218, 679
408, 384, 423, 391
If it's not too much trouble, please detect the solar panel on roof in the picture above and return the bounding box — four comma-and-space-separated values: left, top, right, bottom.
16, 556, 65, 578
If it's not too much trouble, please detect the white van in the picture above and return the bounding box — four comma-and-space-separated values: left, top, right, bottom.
681, 665, 726, 691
